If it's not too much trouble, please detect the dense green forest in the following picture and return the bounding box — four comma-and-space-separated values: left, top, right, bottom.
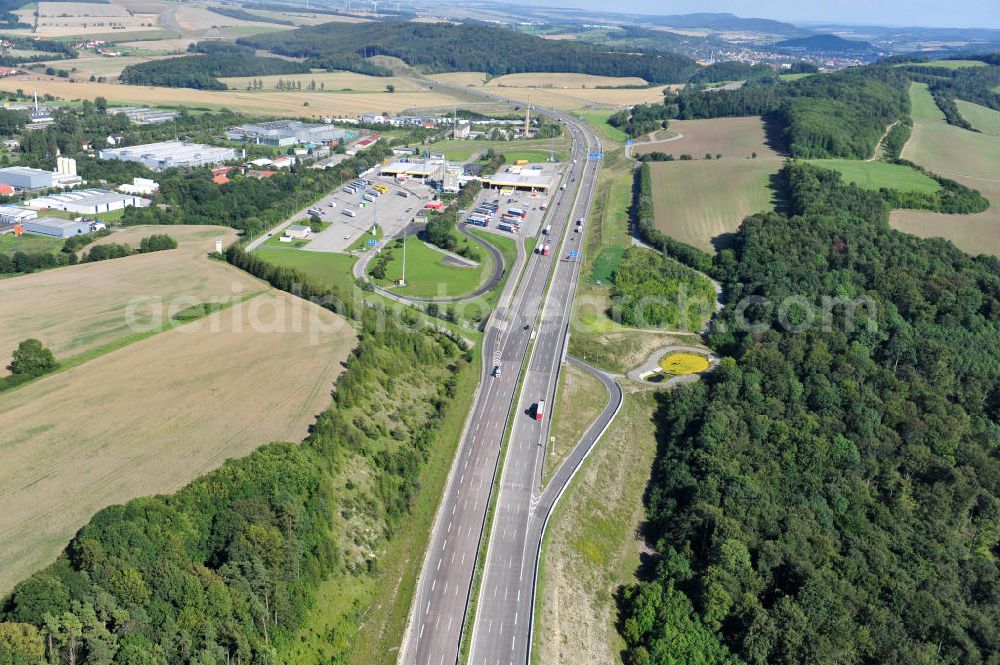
609, 104, 671, 138
609, 247, 717, 331
688, 62, 773, 84
620, 162, 1000, 664
119, 43, 309, 90
1, 260, 473, 663
239, 20, 699, 83
668, 65, 911, 159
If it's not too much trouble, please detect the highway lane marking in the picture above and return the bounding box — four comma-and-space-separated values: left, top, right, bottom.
419, 624, 424, 638
425, 601, 430, 615
432, 578, 436, 591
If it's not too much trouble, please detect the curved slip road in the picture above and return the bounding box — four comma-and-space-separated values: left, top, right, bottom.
399, 89, 603, 665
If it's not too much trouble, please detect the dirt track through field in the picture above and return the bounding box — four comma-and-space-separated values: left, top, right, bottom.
0, 290, 355, 595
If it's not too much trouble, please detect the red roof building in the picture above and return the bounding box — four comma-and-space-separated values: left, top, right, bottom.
212, 174, 229, 185
0, 183, 14, 195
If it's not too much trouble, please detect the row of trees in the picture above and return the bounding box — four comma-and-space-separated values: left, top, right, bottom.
423, 180, 484, 261
80, 234, 177, 263
0, 229, 112, 276
620, 161, 1000, 664
239, 20, 700, 84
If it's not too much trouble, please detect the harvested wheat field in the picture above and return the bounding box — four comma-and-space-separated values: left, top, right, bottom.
0, 290, 355, 594
40, 54, 191, 80
11, 1, 161, 37
649, 159, 780, 252
0, 75, 470, 117
486, 72, 650, 89
891, 83, 1000, 257
634, 116, 782, 160
220, 70, 425, 93
0, 225, 261, 369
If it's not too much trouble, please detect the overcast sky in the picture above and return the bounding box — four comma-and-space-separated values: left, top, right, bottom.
505, 0, 1000, 29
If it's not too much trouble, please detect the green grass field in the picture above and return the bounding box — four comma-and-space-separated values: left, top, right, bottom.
956, 100, 1000, 137
903, 83, 1000, 179
779, 72, 815, 81
918, 60, 987, 69
910, 82, 947, 122
372, 235, 487, 298
575, 109, 629, 143
808, 159, 941, 193
891, 82, 1000, 258
428, 137, 572, 163
0, 233, 63, 256
253, 247, 357, 292
648, 159, 780, 253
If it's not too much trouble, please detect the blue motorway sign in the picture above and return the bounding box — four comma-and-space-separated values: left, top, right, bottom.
568, 250, 579, 258
588, 151, 604, 159
626, 139, 633, 146
368, 239, 377, 247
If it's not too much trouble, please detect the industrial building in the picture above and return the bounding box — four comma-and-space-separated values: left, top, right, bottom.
22, 217, 92, 238
119, 177, 159, 196
0, 166, 53, 190
380, 160, 444, 181
112, 107, 179, 125
0, 206, 37, 224
225, 120, 356, 147
482, 165, 556, 192
284, 225, 311, 239
27, 189, 150, 215
98, 141, 237, 171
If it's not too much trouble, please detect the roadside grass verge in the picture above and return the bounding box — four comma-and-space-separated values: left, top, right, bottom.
532, 393, 658, 665
254, 247, 358, 292
543, 363, 610, 485
575, 108, 629, 143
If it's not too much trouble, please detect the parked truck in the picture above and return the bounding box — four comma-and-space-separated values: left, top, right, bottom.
497, 223, 515, 233
343, 209, 357, 218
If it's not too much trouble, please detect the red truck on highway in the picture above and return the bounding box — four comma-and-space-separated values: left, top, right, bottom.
535, 400, 545, 421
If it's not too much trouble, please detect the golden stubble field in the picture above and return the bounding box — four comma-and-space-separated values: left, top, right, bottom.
0, 74, 470, 117
0, 289, 356, 595
0, 225, 255, 369
431, 71, 669, 110
640, 116, 783, 252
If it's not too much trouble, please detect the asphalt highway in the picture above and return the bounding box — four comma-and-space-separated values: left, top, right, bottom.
399, 89, 610, 665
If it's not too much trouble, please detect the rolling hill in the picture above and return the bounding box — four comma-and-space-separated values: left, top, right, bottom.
774, 33, 876, 53
239, 20, 700, 84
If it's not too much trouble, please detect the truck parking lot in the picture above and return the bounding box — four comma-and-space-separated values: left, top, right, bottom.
462, 171, 569, 249
299, 176, 437, 253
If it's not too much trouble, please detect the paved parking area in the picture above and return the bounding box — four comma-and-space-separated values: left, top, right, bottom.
302, 177, 437, 253
464, 177, 568, 245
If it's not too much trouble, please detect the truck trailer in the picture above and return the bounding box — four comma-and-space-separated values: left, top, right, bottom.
535, 400, 545, 421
